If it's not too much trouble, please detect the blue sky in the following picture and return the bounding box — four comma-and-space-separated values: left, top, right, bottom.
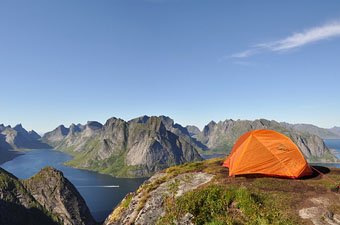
1, 0, 340, 133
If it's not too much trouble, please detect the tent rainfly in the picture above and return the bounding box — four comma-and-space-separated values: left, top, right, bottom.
223, 129, 313, 178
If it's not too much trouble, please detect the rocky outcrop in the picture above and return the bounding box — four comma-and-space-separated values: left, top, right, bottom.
191, 119, 338, 162
104, 171, 214, 225
23, 167, 96, 225
0, 168, 59, 225
0, 167, 96, 225
299, 197, 340, 225
43, 116, 202, 177
103, 159, 340, 225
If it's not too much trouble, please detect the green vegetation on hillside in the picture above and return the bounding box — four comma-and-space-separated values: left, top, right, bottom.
115, 158, 340, 225
158, 185, 295, 225
0, 169, 61, 225
65, 145, 141, 177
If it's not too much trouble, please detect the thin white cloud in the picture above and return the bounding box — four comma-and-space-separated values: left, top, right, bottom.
230, 49, 257, 58
230, 21, 340, 58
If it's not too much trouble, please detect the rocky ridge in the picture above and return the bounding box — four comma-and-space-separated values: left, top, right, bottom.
24, 167, 97, 225
43, 116, 203, 177
0, 167, 96, 225
0, 167, 58, 225
42, 116, 339, 178
104, 170, 215, 225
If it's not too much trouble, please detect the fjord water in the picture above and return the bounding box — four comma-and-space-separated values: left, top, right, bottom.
324, 139, 340, 159
0, 149, 146, 222
312, 139, 340, 168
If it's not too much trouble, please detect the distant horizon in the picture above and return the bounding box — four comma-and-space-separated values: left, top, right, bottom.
1, 1, 340, 133
2, 114, 339, 134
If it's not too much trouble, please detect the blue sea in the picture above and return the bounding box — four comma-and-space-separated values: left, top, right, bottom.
0, 149, 146, 222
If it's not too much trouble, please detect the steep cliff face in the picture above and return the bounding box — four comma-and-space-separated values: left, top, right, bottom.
0, 167, 96, 225
0, 168, 59, 225
23, 167, 96, 225
43, 116, 202, 177
123, 116, 202, 177
42, 125, 70, 147
192, 119, 338, 162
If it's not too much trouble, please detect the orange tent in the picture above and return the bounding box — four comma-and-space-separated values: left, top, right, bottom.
223, 129, 312, 178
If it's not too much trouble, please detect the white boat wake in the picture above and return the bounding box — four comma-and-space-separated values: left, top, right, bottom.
76, 185, 120, 188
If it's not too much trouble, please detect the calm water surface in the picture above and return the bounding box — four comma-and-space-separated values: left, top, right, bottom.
0, 149, 146, 222
324, 139, 340, 158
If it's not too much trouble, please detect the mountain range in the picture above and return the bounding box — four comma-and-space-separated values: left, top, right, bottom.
42, 116, 202, 177
41, 116, 339, 178
1, 116, 339, 178
0, 124, 49, 164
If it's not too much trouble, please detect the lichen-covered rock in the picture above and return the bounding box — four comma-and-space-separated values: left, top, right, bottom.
299, 197, 340, 225
104, 172, 214, 225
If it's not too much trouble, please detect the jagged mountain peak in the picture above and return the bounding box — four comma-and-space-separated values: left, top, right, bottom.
0, 123, 49, 151
13, 123, 27, 133
28, 130, 41, 139
86, 121, 103, 130
55, 125, 69, 135
186, 125, 201, 136
104, 117, 125, 126
43, 115, 202, 177
129, 115, 174, 126
13, 123, 23, 129
128, 115, 150, 124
